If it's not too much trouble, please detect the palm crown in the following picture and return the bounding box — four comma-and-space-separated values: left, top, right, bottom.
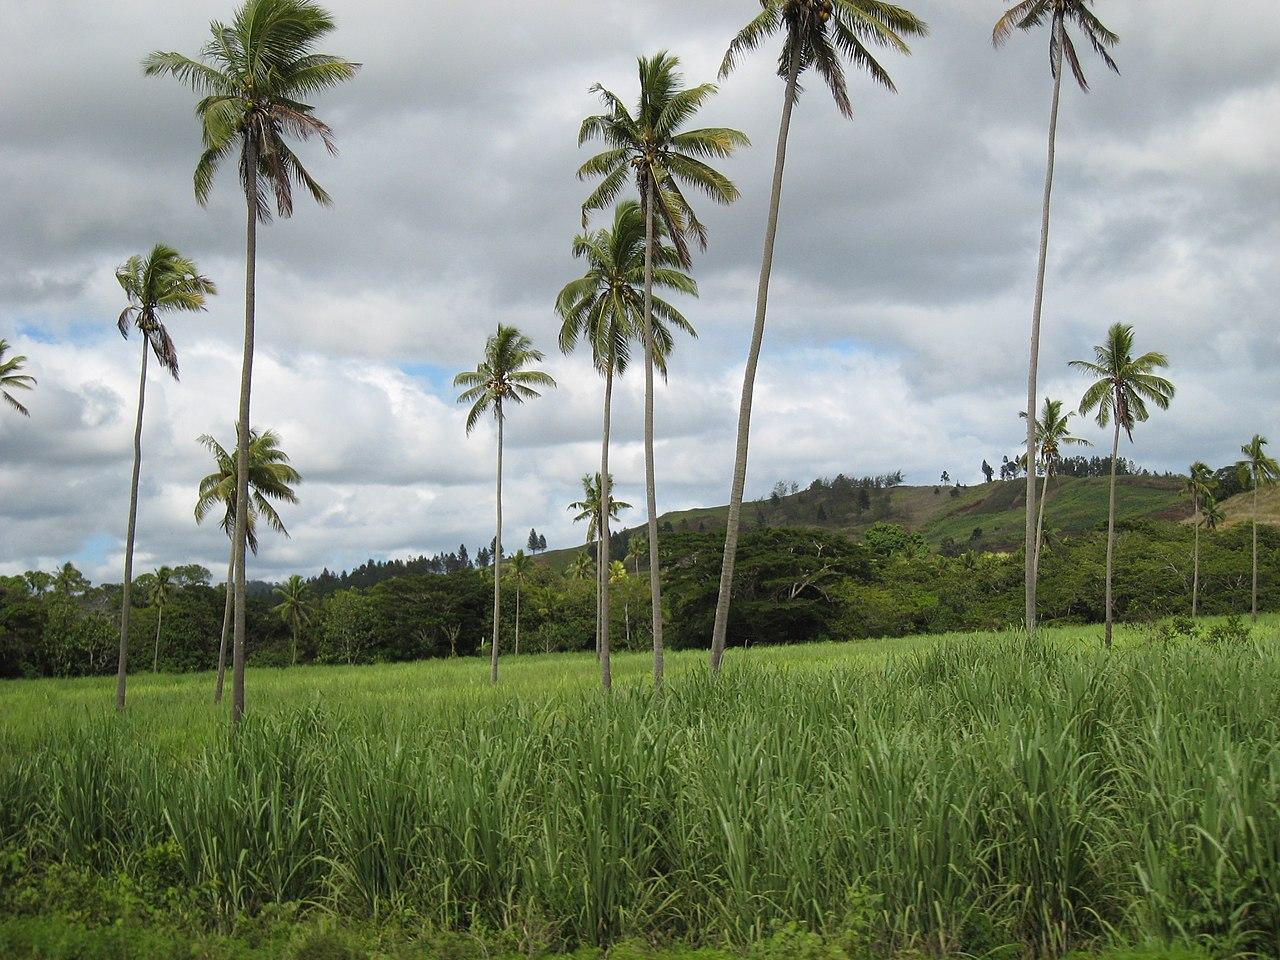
993, 0, 1118, 91
568, 472, 632, 544
1185, 461, 1215, 504
143, 0, 359, 219
578, 51, 748, 262
1020, 396, 1090, 469
721, 0, 928, 117
1070, 323, 1175, 440
1239, 435, 1280, 488
0, 339, 36, 417
272, 574, 311, 620
453, 325, 556, 435
195, 427, 302, 553
116, 244, 216, 380
557, 201, 697, 378
148, 566, 176, 608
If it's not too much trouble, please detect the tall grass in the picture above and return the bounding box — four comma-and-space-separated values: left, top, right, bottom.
2, 629, 1278, 956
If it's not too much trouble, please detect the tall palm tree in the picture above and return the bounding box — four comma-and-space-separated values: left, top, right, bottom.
711, 0, 927, 672
609, 560, 632, 649
567, 470, 631, 674
145, 0, 357, 723
272, 574, 311, 665
1070, 323, 1173, 648
506, 550, 533, 656
1237, 435, 1280, 622
148, 566, 176, 672
195, 427, 301, 702
113, 244, 214, 711
993, 0, 1119, 636
557, 199, 696, 683
626, 533, 647, 576
578, 52, 746, 688
1184, 460, 1216, 617
1019, 396, 1090, 582
0, 340, 36, 417
455, 325, 555, 684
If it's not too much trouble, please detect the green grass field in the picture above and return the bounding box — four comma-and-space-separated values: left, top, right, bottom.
2, 619, 1277, 959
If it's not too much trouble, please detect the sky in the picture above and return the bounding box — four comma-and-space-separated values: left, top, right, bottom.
1, 1, 1278, 583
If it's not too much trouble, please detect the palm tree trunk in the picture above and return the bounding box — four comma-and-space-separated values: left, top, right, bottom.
1192, 495, 1200, 618
642, 178, 664, 690
598, 363, 613, 691
514, 585, 520, 656
214, 544, 233, 704
115, 338, 149, 710
1023, 23, 1065, 640
291, 618, 298, 666
153, 604, 163, 672
1033, 466, 1050, 584
231, 137, 259, 725
1252, 479, 1258, 621
491, 407, 503, 684
1104, 416, 1120, 649
710, 47, 801, 673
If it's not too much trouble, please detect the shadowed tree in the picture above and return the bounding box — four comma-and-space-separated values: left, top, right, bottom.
272, 574, 312, 665
710, 0, 927, 672
1071, 323, 1173, 648
578, 51, 746, 688
1202, 495, 1224, 534
148, 566, 176, 672
1237, 435, 1280, 622
113, 245, 214, 710
0, 340, 36, 417
557, 199, 695, 688
455, 325, 555, 684
195, 427, 301, 702
506, 550, 533, 656
1184, 460, 1215, 617
1019, 396, 1090, 583
993, 0, 1119, 636
145, 0, 357, 722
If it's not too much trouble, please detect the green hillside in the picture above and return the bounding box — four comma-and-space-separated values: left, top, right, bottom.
541, 474, 1191, 565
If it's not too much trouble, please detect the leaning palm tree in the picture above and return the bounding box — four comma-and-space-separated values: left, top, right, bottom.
195, 427, 301, 702
1237, 435, 1280, 622
506, 551, 533, 656
455, 325, 555, 684
578, 52, 746, 687
1184, 460, 1216, 617
113, 244, 214, 711
148, 566, 176, 672
993, 0, 1119, 636
557, 199, 696, 683
272, 574, 311, 665
711, 0, 927, 672
0, 340, 36, 417
1019, 396, 1090, 582
145, 0, 357, 723
1070, 323, 1174, 648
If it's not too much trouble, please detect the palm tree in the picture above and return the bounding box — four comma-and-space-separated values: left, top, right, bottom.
578, 52, 746, 688
558, 199, 697, 685
272, 574, 311, 665
569, 472, 633, 544
1202, 495, 1225, 533
148, 566, 176, 672
454, 325, 555, 684
1236, 435, 1280, 621
993, 0, 1119, 636
1070, 323, 1173, 648
0, 340, 36, 417
145, 0, 357, 723
506, 551, 533, 656
1184, 461, 1216, 617
609, 560, 632, 648
568, 470, 631, 674
711, 0, 927, 672
195, 427, 301, 702
568, 551, 597, 583
113, 245, 214, 711
1019, 396, 1090, 583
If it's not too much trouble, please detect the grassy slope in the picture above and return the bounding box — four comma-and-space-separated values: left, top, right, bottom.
1215, 483, 1280, 529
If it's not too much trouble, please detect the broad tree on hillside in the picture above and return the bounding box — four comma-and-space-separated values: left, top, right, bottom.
145, 0, 357, 722
1237, 435, 1280, 622
710, 0, 927, 672
993, 0, 1119, 636
1184, 461, 1215, 617
1071, 323, 1173, 648
578, 51, 745, 688
195, 427, 301, 702
1019, 396, 1089, 582
148, 566, 176, 672
0, 340, 36, 417
272, 574, 312, 665
113, 245, 214, 710
455, 325, 555, 684
556, 199, 695, 687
